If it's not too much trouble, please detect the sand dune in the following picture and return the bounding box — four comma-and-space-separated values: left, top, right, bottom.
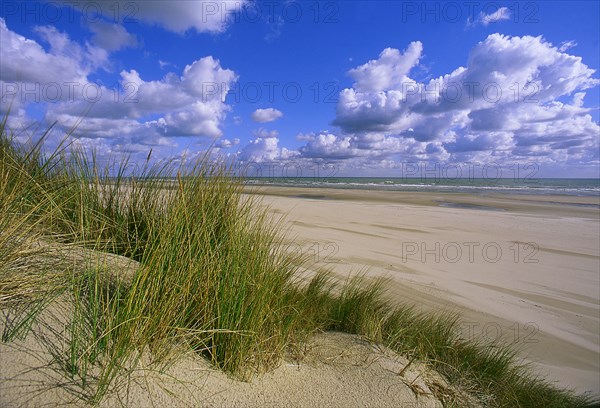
1, 323, 474, 407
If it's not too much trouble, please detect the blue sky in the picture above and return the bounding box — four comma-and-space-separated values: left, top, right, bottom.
1, 1, 599, 177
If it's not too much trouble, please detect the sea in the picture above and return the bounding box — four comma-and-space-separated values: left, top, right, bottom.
243, 177, 600, 197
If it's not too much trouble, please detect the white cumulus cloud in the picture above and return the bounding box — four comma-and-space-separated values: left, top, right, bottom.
238, 128, 298, 162
0, 19, 239, 164
348, 42, 422, 92
308, 34, 599, 168
251, 108, 284, 123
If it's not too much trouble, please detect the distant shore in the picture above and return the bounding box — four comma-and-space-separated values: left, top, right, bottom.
247, 185, 600, 394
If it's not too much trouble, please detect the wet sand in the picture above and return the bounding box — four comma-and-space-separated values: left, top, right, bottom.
247, 185, 600, 394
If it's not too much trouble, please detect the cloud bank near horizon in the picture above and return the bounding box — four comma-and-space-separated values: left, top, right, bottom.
240, 34, 599, 174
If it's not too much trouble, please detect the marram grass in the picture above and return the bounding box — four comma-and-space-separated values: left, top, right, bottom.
0, 114, 596, 407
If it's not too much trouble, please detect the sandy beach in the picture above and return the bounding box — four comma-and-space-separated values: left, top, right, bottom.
248, 186, 600, 395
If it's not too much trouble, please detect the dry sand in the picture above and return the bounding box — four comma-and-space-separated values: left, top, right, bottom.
0, 224, 477, 407
1, 316, 475, 407
249, 186, 600, 395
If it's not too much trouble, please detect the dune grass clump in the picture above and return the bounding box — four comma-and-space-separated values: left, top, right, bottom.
0, 114, 596, 407
0, 118, 71, 341
0, 114, 322, 402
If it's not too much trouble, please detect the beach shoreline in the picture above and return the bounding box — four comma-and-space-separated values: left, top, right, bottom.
247, 185, 600, 394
